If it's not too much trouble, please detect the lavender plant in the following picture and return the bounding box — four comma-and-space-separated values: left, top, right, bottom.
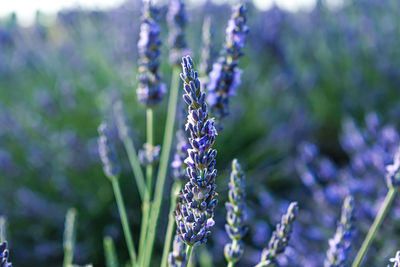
256, 202, 299, 267
224, 159, 248, 267
173, 55, 218, 259
324, 196, 355, 267
98, 122, 137, 267
352, 147, 400, 267
207, 4, 249, 120
136, 1, 165, 108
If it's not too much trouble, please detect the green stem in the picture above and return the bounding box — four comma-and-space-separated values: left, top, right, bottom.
160, 181, 182, 267
121, 135, 146, 202
138, 201, 150, 266
63, 208, 77, 267
351, 186, 398, 267
111, 177, 137, 267
138, 108, 155, 266
228, 262, 234, 267
185, 246, 194, 267
146, 108, 154, 200
144, 67, 181, 267
104, 236, 119, 267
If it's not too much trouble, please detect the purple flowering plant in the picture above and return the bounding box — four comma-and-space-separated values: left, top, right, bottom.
3, 1, 400, 266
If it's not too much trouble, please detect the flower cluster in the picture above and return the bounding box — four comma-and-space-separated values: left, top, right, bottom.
168, 235, 187, 267
207, 4, 249, 119
97, 122, 120, 178
324, 196, 355, 267
224, 159, 248, 264
0, 242, 12, 267
174, 56, 218, 246
138, 143, 161, 165
137, 1, 166, 107
257, 202, 299, 266
167, 0, 189, 66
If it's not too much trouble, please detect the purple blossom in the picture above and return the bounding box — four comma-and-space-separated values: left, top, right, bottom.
136, 1, 165, 107
206, 4, 249, 120
224, 159, 248, 264
257, 202, 298, 266
324, 196, 355, 267
174, 56, 218, 247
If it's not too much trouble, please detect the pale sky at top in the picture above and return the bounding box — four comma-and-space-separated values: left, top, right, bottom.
0, 0, 343, 26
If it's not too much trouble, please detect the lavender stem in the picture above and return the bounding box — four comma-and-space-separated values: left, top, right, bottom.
144, 66, 181, 267
104, 236, 119, 267
185, 246, 194, 267
111, 176, 137, 267
63, 208, 77, 267
352, 187, 398, 267
161, 181, 182, 267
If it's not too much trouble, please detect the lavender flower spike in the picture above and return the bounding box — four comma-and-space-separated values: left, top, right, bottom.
224, 159, 248, 264
389, 251, 400, 267
324, 196, 355, 267
168, 235, 187, 267
0, 242, 12, 267
207, 4, 249, 119
167, 0, 189, 66
137, 1, 166, 107
139, 143, 161, 165
257, 202, 299, 267
174, 55, 218, 247
98, 122, 120, 179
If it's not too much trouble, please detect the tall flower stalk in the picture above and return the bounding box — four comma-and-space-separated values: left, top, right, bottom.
352, 149, 400, 267
173, 55, 218, 265
114, 101, 146, 202
98, 122, 137, 267
324, 196, 355, 267
225, 159, 248, 267
144, 1, 189, 265
135, 2, 165, 266
256, 202, 299, 267
207, 4, 249, 120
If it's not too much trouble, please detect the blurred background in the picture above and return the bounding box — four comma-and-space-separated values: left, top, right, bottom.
1, 0, 400, 266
